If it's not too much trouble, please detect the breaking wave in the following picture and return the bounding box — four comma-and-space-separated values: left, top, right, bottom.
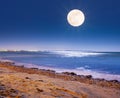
50, 50, 105, 57
39, 66, 120, 81
0, 59, 120, 81
15, 63, 120, 81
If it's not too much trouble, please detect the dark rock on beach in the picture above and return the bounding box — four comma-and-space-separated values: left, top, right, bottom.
62, 72, 77, 76
85, 75, 92, 79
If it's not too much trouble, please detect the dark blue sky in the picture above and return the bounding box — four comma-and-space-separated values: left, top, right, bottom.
0, 0, 120, 51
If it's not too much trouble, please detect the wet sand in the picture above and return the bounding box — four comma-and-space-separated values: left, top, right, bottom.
0, 62, 120, 98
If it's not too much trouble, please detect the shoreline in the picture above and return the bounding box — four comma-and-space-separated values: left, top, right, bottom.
0, 61, 120, 89
1, 59, 120, 82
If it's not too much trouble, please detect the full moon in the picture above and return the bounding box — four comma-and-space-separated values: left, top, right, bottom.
67, 9, 85, 27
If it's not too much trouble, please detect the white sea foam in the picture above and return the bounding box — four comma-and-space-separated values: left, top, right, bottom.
0, 59, 120, 81
15, 62, 120, 81
51, 50, 105, 57
41, 66, 120, 81
0, 59, 14, 63
54, 67, 120, 81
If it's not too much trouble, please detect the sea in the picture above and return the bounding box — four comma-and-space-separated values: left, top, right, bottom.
0, 50, 120, 81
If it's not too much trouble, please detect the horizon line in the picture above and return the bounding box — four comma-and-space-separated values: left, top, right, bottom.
0, 49, 120, 53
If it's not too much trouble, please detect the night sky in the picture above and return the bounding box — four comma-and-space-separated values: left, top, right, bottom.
0, 0, 120, 51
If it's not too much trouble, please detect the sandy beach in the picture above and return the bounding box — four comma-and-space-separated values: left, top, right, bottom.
0, 62, 120, 98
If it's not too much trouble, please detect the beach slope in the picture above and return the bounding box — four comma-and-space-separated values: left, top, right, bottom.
0, 62, 120, 98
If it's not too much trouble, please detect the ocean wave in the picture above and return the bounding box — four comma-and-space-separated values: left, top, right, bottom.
0, 59, 14, 63
14, 62, 120, 81
50, 50, 105, 57
54, 67, 120, 81
0, 59, 120, 81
